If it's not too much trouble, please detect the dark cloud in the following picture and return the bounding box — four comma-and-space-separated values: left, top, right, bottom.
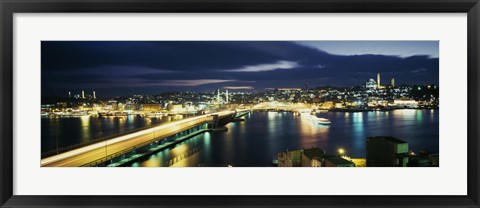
41, 41, 439, 97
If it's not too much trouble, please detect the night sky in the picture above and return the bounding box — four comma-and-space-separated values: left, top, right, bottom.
41, 41, 439, 97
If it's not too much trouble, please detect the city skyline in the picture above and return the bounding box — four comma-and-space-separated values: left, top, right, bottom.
42, 41, 439, 97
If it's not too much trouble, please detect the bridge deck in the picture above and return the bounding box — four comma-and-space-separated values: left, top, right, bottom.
41, 111, 237, 167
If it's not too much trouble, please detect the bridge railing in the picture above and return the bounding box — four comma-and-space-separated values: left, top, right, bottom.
40, 113, 211, 158
40, 120, 177, 159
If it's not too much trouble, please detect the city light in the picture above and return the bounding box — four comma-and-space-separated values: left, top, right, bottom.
40, 41, 439, 168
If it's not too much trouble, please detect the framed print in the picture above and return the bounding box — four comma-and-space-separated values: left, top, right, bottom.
1, 0, 479, 207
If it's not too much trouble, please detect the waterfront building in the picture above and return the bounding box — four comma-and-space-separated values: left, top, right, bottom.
167, 104, 184, 113
92, 103, 103, 111
278, 149, 302, 167
393, 98, 418, 108
56, 102, 67, 108
124, 101, 135, 111
366, 136, 409, 167
301, 147, 326, 167
108, 100, 118, 110
117, 103, 125, 111
278, 147, 352, 167
142, 103, 161, 112
320, 101, 335, 109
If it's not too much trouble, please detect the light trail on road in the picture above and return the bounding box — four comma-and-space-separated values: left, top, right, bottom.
41, 111, 237, 167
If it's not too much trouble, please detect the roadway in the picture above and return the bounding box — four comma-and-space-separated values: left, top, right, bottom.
41, 110, 236, 167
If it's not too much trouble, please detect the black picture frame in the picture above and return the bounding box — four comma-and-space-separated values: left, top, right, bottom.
1, 0, 479, 207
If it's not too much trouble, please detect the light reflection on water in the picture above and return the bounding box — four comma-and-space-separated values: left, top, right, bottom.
132, 109, 438, 167
41, 115, 184, 153
43, 110, 439, 167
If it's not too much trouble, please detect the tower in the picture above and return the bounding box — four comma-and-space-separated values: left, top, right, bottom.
68, 91, 71, 98
81, 90, 85, 99
226, 90, 229, 103
377, 73, 381, 88
93, 91, 96, 99
217, 89, 220, 103
391, 78, 395, 87
305, 80, 309, 91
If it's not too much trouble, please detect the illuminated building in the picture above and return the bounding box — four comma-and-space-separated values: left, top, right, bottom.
93, 91, 96, 99
320, 101, 335, 109
278, 147, 354, 167
68, 91, 71, 98
56, 102, 67, 108
377, 73, 381, 87
226, 90, 229, 103
364, 78, 377, 90
167, 104, 184, 113
124, 101, 135, 111
142, 104, 161, 112
377, 73, 385, 89
117, 103, 125, 111
324, 156, 355, 167
366, 136, 409, 167
107, 100, 118, 110
393, 98, 418, 108
391, 78, 395, 87
81, 90, 85, 99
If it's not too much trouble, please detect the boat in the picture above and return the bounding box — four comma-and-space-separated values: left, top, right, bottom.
309, 114, 331, 125
98, 111, 127, 117
69, 111, 89, 117
114, 112, 128, 117
98, 112, 115, 117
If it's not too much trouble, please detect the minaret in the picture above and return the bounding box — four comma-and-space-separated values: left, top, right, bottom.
68, 91, 71, 98
81, 90, 85, 99
391, 78, 395, 87
226, 90, 229, 103
377, 73, 381, 88
93, 91, 96, 99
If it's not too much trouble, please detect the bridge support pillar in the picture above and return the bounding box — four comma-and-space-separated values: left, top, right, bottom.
209, 114, 219, 129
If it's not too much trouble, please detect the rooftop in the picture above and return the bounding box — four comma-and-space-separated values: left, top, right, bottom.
325, 156, 355, 165
302, 147, 326, 159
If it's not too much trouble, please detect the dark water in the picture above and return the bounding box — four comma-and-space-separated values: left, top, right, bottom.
131, 109, 439, 167
41, 115, 184, 153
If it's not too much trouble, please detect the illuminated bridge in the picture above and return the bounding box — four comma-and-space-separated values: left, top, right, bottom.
41, 110, 251, 167
252, 101, 313, 111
